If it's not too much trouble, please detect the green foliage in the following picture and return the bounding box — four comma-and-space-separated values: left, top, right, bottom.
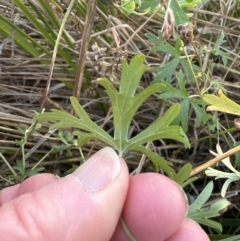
146, 31, 211, 131
188, 181, 231, 232
0, 121, 46, 181
157, 70, 210, 131
13, 160, 45, 180
146, 27, 230, 134
115, 0, 136, 15
146, 31, 196, 83
35, 53, 190, 173
212, 32, 230, 66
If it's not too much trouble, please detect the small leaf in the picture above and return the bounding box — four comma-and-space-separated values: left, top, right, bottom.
203, 90, 240, 116
73, 131, 95, 147
26, 167, 45, 177
181, 176, 198, 188
193, 217, 222, 232
34, 107, 116, 149
158, 82, 187, 99
188, 181, 230, 232
180, 58, 196, 83
115, 0, 136, 15
201, 199, 230, 218
133, 146, 176, 177
221, 177, 240, 197
139, 0, 159, 12
153, 58, 180, 83
147, 31, 180, 56
170, 0, 189, 26
189, 181, 213, 211
175, 163, 192, 185
177, 98, 190, 132
119, 53, 147, 97
215, 32, 226, 50
127, 104, 190, 149
191, 100, 210, 126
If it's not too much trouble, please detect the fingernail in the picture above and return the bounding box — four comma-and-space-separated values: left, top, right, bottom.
71, 147, 121, 192
177, 184, 189, 217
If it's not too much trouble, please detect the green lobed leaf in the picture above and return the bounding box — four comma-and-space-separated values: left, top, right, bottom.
139, 0, 159, 12
127, 104, 190, 149
34, 108, 116, 149
133, 146, 176, 177
158, 82, 187, 99
189, 181, 213, 211
97, 78, 128, 146
189, 198, 230, 232
146, 31, 180, 57
73, 131, 95, 147
193, 218, 223, 233
170, 0, 189, 26
115, 0, 136, 15
203, 90, 240, 116
35, 52, 191, 158
175, 163, 192, 185
98, 56, 164, 153
188, 181, 231, 232
119, 54, 148, 97
152, 58, 180, 84
174, 98, 190, 132
181, 176, 198, 188
190, 100, 210, 126
180, 58, 196, 83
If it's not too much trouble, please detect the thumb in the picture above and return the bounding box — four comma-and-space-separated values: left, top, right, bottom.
0, 147, 129, 241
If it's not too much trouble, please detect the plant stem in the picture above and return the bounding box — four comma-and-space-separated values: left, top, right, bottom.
191, 144, 240, 176
73, 0, 97, 102
0, 152, 17, 176
120, 217, 137, 241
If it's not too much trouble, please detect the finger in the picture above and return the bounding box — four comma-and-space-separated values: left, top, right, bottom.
165, 219, 210, 241
111, 173, 188, 241
0, 174, 58, 206
16, 174, 59, 195
0, 147, 129, 241
0, 184, 20, 206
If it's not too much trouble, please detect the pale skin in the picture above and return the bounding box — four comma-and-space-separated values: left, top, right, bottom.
0, 147, 210, 241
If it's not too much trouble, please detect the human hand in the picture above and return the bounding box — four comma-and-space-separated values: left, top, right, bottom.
0, 147, 209, 241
